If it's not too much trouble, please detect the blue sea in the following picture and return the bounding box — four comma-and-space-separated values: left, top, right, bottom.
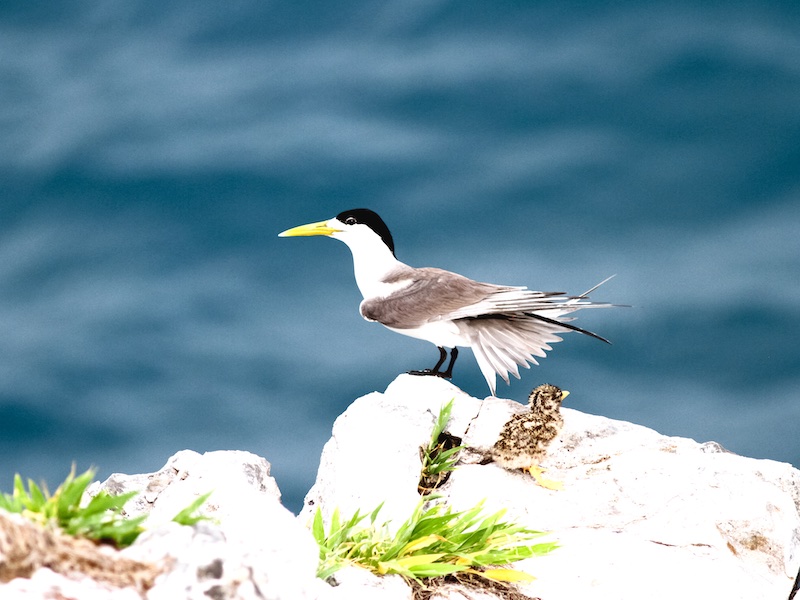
1, 1, 799, 513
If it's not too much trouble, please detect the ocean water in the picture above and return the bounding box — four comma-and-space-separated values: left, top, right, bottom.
1, 1, 799, 512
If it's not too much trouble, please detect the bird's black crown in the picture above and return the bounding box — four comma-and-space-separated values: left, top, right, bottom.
336, 208, 396, 256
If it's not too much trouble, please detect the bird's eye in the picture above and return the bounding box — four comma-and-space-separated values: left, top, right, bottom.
345, 216, 357, 225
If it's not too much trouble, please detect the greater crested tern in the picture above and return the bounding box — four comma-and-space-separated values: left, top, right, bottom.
279, 208, 616, 396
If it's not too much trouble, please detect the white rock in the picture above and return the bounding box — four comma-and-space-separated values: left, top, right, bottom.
123, 521, 329, 600
1, 447, 409, 600
94, 450, 282, 527
103, 450, 326, 600
322, 567, 411, 600
0, 568, 142, 600
300, 375, 481, 531
306, 375, 800, 600
5, 376, 798, 600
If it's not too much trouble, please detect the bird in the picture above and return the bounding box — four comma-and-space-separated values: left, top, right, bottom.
279, 208, 616, 396
490, 383, 569, 490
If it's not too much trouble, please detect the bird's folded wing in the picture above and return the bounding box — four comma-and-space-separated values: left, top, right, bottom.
444, 287, 612, 320
361, 267, 615, 329
360, 267, 502, 328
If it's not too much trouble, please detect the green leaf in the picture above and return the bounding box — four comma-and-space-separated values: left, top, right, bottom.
329, 507, 341, 537
408, 563, 466, 578
13, 474, 27, 501
395, 552, 448, 568
172, 491, 213, 525
56, 469, 94, 517
88, 515, 148, 546
398, 534, 442, 555
425, 448, 462, 475
0, 488, 22, 513
478, 568, 535, 583
369, 501, 385, 524
81, 491, 137, 518
312, 507, 325, 544
27, 480, 47, 511
431, 400, 454, 441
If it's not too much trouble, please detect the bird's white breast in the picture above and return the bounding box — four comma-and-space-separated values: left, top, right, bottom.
384, 320, 466, 348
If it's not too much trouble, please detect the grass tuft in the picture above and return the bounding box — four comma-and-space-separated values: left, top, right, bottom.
0, 466, 211, 547
0, 466, 146, 547
418, 399, 465, 494
312, 497, 557, 584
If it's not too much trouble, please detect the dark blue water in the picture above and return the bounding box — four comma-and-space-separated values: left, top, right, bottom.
2, 1, 799, 512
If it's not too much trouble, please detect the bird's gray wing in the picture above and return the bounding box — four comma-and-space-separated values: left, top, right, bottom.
445, 286, 614, 321
359, 267, 504, 329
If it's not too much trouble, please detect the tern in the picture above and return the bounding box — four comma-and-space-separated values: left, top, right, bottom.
279, 208, 616, 396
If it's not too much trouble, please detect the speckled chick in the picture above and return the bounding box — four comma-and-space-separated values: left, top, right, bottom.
490, 383, 569, 490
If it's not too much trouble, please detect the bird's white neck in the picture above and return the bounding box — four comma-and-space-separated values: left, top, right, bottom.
335, 230, 408, 299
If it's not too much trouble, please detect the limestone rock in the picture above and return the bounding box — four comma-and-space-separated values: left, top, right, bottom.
92, 449, 283, 531
3, 376, 798, 600
325, 567, 411, 600
0, 567, 143, 600
111, 450, 325, 600
303, 374, 800, 600
0, 450, 328, 600
300, 375, 482, 531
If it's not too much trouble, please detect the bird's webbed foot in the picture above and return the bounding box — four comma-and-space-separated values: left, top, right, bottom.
526, 465, 563, 491
407, 347, 458, 379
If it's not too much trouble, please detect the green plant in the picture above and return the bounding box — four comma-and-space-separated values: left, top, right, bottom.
312, 497, 557, 584
0, 467, 146, 547
0, 467, 212, 547
171, 491, 214, 526
418, 399, 465, 494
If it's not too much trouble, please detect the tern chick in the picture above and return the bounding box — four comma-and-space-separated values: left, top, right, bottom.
490, 383, 569, 490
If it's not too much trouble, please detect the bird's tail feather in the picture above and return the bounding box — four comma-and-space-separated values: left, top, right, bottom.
525, 311, 611, 344
464, 277, 620, 394
465, 317, 567, 396
576, 274, 616, 299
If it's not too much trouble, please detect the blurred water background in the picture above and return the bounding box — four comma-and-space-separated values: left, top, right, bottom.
1, 1, 799, 512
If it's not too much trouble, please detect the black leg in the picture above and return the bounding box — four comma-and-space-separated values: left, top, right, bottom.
431, 346, 448, 372
440, 347, 458, 378
408, 346, 456, 380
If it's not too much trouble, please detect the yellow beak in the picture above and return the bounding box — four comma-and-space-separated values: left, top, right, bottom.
278, 219, 340, 238
561, 390, 570, 400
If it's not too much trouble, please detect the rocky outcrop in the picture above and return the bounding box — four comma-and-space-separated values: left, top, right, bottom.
2, 375, 799, 599
2, 450, 327, 600
306, 375, 800, 599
